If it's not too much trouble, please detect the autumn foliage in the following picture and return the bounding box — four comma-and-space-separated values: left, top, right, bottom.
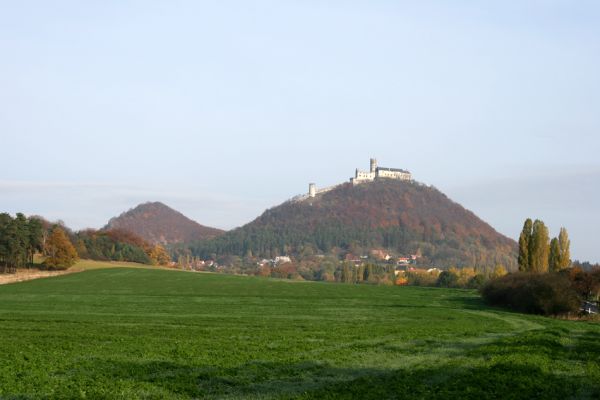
190, 180, 517, 269
481, 269, 600, 316
75, 228, 171, 266
44, 227, 78, 270
105, 202, 223, 244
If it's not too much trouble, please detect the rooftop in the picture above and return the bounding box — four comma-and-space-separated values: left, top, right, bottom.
377, 167, 410, 173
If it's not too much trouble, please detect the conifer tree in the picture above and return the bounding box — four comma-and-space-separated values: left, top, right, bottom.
26, 217, 43, 266
0, 214, 47, 272
518, 219, 533, 271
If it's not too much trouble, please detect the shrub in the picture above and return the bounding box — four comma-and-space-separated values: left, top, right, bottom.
559, 267, 600, 301
436, 271, 459, 288
481, 272, 580, 315
467, 274, 487, 289
406, 270, 438, 286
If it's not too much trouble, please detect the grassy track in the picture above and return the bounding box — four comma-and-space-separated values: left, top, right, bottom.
0, 268, 598, 399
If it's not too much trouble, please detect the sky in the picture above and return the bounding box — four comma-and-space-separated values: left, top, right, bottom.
1, 1, 599, 262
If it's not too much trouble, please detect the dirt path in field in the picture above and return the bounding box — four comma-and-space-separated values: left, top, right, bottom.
0, 268, 81, 285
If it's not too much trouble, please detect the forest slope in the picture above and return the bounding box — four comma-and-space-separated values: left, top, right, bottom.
105, 202, 224, 245
191, 180, 517, 269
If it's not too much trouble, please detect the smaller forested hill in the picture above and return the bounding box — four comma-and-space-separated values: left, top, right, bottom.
105, 202, 224, 245
191, 180, 517, 269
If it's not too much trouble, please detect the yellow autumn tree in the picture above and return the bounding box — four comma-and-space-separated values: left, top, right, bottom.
491, 264, 508, 279
149, 244, 171, 266
44, 227, 78, 270
449, 267, 477, 287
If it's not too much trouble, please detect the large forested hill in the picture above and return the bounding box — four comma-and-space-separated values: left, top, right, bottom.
105, 202, 224, 245
190, 180, 517, 269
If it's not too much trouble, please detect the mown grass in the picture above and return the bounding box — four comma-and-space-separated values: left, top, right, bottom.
71, 258, 165, 271
31, 255, 157, 271
0, 268, 598, 399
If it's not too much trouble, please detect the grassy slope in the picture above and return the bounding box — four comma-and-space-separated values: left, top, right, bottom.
0, 268, 598, 399
72, 259, 167, 270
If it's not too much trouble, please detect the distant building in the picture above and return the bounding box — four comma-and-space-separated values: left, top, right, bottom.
370, 249, 392, 261
258, 259, 272, 267
344, 253, 362, 265
397, 257, 411, 266
351, 158, 411, 185
296, 158, 412, 201
274, 256, 292, 265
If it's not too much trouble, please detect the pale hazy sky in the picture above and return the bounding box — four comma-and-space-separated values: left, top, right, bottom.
1, 1, 599, 261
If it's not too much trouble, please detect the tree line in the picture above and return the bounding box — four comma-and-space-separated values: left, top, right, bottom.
482, 218, 600, 316
518, 219, 570, 272
0, 213, 80, 271
0, 213, 44, 273
1, 213, 172, 272
75, 229, 170, 266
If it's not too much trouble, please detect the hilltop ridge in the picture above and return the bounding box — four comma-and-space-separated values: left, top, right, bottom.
189, 179, 517, 269
104, 202, 224, 245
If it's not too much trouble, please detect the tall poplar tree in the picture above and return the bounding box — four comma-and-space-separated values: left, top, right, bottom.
549, 238, 560, 272
558, 227, 571, 270
529, 219, 550, 273
518, 219, 533, 271
341, 263, 351, 283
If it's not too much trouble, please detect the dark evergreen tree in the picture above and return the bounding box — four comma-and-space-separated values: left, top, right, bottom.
0, 213, 45, 273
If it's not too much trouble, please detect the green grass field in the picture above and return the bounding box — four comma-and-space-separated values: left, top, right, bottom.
32, 256, 165, 271
0, 267, 598, 399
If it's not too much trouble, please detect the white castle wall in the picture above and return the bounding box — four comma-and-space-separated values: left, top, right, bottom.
292, 183, 340, 203
376, 169, 411, 180
295, 158, 412, 201
352, 158, 411, 185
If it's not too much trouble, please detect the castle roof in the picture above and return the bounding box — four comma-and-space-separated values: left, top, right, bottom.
376, 167, 410, 173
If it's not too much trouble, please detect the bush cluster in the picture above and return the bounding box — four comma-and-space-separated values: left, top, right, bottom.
481, 272, 581, 315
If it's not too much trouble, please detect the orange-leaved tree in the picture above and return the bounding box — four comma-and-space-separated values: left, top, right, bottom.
44, 227, 78, 270
149, 244, 171, 266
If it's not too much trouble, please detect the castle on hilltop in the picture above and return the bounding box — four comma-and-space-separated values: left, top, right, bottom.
350, 158, 411, 185
302, 158, 411, 199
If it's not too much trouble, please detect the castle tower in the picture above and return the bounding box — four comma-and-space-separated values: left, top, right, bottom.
370, 158, 377, 174
308, 183, 316, 198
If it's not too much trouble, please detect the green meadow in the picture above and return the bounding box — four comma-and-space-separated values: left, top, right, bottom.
0, 266, 598, 399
